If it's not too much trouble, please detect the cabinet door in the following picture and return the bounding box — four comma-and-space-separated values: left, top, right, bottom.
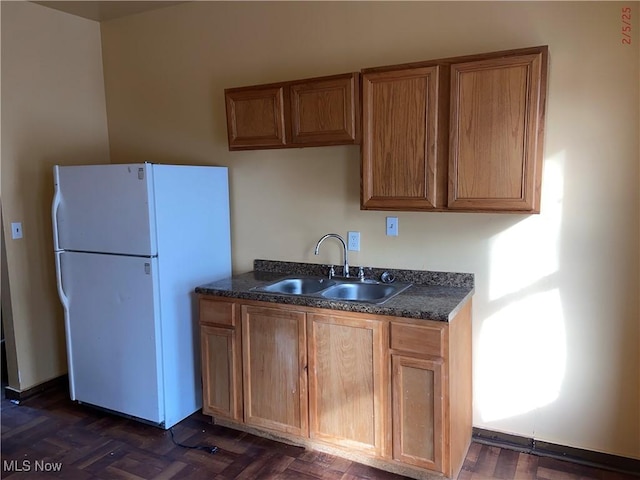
290, 73, 360, 145
307, 313, 389, 456
242, 305, 308, 436
449, 49, 547, 211
362, 66, 441, 210
392, 355, 445, 473
225, 86, 286, 149
201, 325, 242, 421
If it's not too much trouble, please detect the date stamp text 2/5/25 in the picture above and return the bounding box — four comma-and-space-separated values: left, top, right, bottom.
621, 6, 632, 45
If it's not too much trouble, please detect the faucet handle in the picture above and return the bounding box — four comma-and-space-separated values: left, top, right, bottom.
322, 264, 336, 279
358, 267, 365, 281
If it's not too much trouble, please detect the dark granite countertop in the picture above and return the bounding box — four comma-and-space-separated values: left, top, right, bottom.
195, 260, 475, 322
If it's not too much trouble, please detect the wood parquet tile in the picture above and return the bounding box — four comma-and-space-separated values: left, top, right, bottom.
458, 443, 638, 480
1, 384, 637, 479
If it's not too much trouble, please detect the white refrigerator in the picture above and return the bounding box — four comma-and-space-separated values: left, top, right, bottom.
52, 163, 231, 429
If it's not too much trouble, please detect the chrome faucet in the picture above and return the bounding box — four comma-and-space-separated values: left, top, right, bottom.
314, 233, 350, 278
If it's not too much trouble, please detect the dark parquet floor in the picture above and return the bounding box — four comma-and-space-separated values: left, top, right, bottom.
1, 383, 637, 479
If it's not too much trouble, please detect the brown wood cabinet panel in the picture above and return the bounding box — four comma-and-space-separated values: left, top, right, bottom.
290, 73, 360, 145
390, 322, 444, 357
392, 355, 444, 473
447, 299, 473, 478
242, 305, 308, 436
225, 73, 359, 150
200, 298, 236, 327
199, 296, 473, 480
225, 86, 287, 149
449, 50, 547, 211
307, 313, 389, 456
362, 66, 441, 210
200, 325, 242, 421
361, 45, 547, 213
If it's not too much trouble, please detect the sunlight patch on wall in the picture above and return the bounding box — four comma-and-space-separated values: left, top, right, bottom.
479, 151, 566, 422
477, 288, 566, 422
488, 153, 565, 301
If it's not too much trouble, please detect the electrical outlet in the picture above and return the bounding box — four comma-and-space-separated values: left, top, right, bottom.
386, 217, 398, 236
347, 231, 360, 251
11, 222, 23, 240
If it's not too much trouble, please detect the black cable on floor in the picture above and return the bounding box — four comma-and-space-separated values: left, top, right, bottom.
169, 427, 219, 454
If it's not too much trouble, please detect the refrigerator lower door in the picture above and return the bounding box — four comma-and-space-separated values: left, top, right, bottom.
60, 251, 164, 425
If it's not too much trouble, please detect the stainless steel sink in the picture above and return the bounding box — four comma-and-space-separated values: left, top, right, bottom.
256, 276, 335, 295
253, 276, 411, 304
319, 282, 409, 302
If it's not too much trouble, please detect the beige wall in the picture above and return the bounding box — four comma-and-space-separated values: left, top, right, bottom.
2, 0, 638, 461
100, 1, 639, 458
1, 2, 110, 390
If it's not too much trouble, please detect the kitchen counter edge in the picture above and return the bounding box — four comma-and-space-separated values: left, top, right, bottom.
195, 260, 475, 322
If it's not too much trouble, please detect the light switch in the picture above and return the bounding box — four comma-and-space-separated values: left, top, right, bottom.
11, 222, 23, 239
386, 217, 398, 236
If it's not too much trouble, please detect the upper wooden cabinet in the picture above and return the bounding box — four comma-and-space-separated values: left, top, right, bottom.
448, 51, 547, 212
225, 73, 360, 150
290, 75, 360, 145
361, 46, 548, 213
225, 86, 287, 149
361, 66, 443, 210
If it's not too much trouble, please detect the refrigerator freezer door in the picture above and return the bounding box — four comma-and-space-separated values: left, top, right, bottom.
53, 164, 157, 255
60, 251, 164, 425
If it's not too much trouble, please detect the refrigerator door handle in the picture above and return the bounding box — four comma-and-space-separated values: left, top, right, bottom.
52, 165, 62, 251
54, 251, 75, 399
54, 251, 69, 310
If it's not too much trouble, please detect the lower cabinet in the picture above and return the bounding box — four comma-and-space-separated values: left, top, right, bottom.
201, 325, 239, 420
198, 296, 472, 480
200, 300, 242, 421
391, 355, 444, 472
307, 313, 388, 456
242, 305, 308, 437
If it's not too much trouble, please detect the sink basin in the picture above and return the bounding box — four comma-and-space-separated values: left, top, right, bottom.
253, 275, 412, 304
256, 277, 335, 295
320, 282, 411, 303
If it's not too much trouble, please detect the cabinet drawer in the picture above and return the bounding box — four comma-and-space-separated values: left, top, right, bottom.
390, 322, 444, 357
200, 299, 236, 327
